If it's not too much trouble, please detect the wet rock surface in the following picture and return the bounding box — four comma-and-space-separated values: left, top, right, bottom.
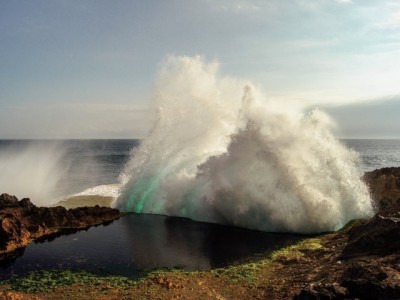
0, 193, 121, 261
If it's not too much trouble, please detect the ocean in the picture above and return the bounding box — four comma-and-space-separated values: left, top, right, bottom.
1, 138, 398, 277
0, 139, 399, 205
343, 139, 400, 173
0, 139, 138, 205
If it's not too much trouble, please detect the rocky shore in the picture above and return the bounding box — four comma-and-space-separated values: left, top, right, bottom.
0, 194, 121, 262
293, 167, 400, 299
0, 167, 399, 299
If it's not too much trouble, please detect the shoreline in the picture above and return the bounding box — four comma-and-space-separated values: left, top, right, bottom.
0, 166, 399, 299
52, 195, 114, 209
0, 194, 122, 262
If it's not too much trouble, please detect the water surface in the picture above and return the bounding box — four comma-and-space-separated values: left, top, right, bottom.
0, 214, 302, 279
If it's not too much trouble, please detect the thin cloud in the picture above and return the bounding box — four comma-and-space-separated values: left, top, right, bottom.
0, 103, 152, 139
324, 95, 400, 139
335, 0, 353, 3
73, 103, 151, 113
207, 0, 261, 13
376, 12, 400, 29
283, 39, 338, 49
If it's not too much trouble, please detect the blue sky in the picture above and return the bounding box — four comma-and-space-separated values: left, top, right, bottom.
0, 0, 399, 138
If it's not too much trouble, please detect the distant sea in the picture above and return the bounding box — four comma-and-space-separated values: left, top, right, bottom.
1, 139, 399, 278
0, 139, 399, 203
0, 140, 138, 203
343, 139, 400, 173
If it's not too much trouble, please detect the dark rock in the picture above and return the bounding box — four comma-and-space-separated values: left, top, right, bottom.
341, 214, 400, 258
0, 194, 19, 209
364, 167, 400, 180
294, 283, 348, 300
341, 260, 400, 299
363, 167, 400, 216
19, 198, 34, 208
0, 193, 121, 258
294, 169, 400, 300
296, 259, 400, 300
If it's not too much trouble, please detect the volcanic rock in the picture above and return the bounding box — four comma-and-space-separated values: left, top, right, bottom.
0, 193, 121, 260
340, 259, 400, 300
294, 168, 400, 299
0, 194, 19, 209
363, 167, 400, 215
341, 213, 400, 258
295, 213, 400, 299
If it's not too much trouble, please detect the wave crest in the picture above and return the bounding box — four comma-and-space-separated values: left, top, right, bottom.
115, 56, 374, 233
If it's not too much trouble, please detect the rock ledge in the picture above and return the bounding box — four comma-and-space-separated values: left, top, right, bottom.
0, 193, 121, 260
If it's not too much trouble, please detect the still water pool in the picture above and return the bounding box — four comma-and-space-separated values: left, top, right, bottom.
1, 214, 302, 279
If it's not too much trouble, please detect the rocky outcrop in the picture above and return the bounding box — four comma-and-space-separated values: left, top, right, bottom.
341, 214, 400, 258
363, 167, 400, 215
0, 193, 121, 260
294, 217, 400, 299
294, 168, 400, 299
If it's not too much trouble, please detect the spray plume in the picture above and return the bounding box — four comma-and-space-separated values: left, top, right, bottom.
0, 141, 66, 206
115, 56, 374, 233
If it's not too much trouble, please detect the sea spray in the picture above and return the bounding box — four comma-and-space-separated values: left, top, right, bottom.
0, 141, 67, 206
115, 56, 374, 233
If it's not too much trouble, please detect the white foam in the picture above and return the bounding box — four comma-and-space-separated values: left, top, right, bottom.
115, 56, 374, 233
74, 184, 122, 199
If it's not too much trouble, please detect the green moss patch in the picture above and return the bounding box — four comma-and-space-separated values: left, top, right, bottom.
270, 238, 323, 261
6, 237, 325, 296
8, 270, 137, 294
212, 237, 323, 285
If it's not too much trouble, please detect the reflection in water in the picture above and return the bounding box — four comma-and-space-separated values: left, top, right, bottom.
0, 214, 302, 279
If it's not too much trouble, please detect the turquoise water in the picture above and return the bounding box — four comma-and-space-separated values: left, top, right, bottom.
0, 139, 398, 200
0, 139, 398, 278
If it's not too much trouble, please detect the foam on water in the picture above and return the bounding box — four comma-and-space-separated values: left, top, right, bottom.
115, 56, 374, 233
74, 184, 121, 199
